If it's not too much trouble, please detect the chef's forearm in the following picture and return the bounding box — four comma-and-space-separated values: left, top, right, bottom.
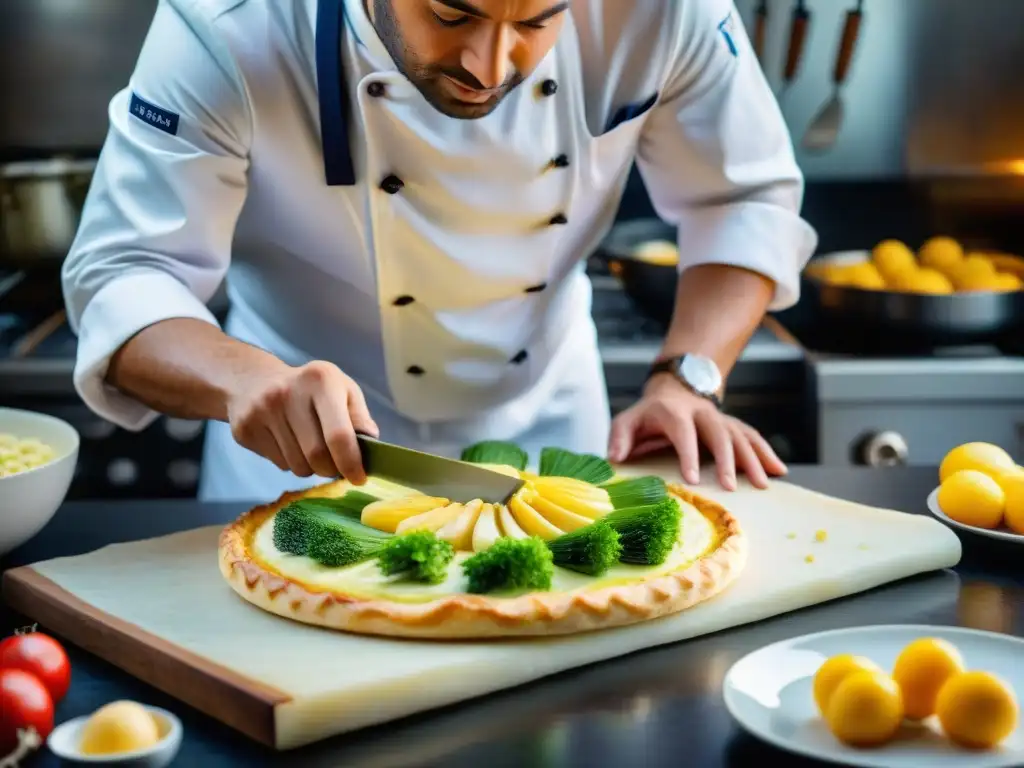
105, 318, 287, 422
658, 264, 775, 379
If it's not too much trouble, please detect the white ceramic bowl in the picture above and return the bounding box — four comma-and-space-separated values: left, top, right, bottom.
47, 706, 183, 767
0, 407, 79, 556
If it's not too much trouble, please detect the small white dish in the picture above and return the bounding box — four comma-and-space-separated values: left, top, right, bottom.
723, 624, 1024, 768
47, 706, 182, 767
0, 407, 80, 556
927, 487, 1024, 543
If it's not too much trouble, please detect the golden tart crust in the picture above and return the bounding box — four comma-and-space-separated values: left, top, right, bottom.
218, 480, 747, 639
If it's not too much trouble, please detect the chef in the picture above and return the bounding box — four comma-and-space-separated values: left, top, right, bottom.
62, 0, 817, 502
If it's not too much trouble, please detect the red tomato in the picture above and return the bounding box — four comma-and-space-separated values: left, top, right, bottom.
0, 632, 70, 703
0, 668, 53, 753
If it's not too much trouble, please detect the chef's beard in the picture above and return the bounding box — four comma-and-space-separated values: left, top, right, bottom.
368, 0, 525, 119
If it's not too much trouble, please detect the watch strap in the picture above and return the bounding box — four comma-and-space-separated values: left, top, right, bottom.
646, 356, 722, 408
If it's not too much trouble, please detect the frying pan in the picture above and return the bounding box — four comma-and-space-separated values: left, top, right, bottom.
592, 218, 678, 327
802, 250, 1024, 345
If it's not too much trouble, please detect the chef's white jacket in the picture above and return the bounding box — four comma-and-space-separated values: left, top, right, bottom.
62, 0, 817, 501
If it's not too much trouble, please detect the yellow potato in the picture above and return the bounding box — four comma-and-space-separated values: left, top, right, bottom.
872, 239, 917, 279
918, 236, 963, 272
890, 268, 953, 295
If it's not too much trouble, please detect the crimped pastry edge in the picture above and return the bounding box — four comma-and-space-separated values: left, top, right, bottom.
217, 480, 748, 639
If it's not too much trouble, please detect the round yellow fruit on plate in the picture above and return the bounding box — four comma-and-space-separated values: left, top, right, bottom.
79, 700, 161, 755
813, 654, 883, 717
891, 637, 965, 720
936, 670, 1019, 749
949, 254, 998, 289
937, 470, 1005, 529
1002, 473, 1024, 535
824, 669, 904, 747
939, 442, 1016, 483
918, 236, 963, 272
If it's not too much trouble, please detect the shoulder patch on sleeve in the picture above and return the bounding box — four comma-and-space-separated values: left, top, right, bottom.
129, 92, 180, 135
717, 11, 740, 57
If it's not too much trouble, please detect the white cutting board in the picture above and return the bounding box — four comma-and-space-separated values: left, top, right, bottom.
6, 463, 961, 750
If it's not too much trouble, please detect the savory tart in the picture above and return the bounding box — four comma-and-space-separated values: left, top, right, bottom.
218, 443, 747, 639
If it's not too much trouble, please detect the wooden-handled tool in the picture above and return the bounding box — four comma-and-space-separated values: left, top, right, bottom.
783, 0, 811, 84
802, 0, 866, 151
752, 0, 768, 63
833, 0, 864, 85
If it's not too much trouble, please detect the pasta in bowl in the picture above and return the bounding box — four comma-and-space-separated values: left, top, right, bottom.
0, 408, 79, 555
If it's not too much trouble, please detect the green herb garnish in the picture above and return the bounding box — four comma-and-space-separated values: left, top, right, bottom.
601, 476, 668, 509
462, 537, 554, 594
272, 500, 391, 567
460, 441, 529, 470
547, 522, 622, 576
538, 448, 614, 484
601, 498, 682, 565
293, 490, 380, 520
376, 531, 455, 584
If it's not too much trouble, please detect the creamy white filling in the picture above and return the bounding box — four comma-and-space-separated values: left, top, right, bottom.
252, 486, 717, 603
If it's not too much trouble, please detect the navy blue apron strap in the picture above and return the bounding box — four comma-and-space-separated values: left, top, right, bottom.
316, 0, 356, 186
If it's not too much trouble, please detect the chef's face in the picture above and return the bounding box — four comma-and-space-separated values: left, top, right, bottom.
368, 0, 569, 119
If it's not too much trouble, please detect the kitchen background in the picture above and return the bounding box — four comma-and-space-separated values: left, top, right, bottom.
1, 0, 1023, 500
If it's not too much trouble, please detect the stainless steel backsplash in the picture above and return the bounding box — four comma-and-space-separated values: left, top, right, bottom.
2, 0, 1023, 180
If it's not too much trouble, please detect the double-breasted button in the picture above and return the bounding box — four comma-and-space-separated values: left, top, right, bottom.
511, 350, 529, 364
549, 213, 568, 225
380, 174, 404, 194
524, 283, 547, 293
540, 79, 558, 97
406, 365, 425, 376
551, 154, 569, 168
393, 295, 415, 306
367, 81, 386, 98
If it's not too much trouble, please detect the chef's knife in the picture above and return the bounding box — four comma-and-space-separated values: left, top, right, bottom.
355, 434, 524, 505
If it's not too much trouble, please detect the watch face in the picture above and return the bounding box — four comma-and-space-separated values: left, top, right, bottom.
679, 354, 723, 396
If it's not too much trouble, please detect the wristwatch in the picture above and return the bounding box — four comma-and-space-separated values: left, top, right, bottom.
646, 353, 723, 407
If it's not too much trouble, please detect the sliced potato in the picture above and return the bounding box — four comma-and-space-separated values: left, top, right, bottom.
528, 493, 593, 531
509, 495, 564, 540
436, 499, 485, 550
362, 496, 451, 533
497, 504, 529, 539
471, 504, 503, 552
395, 502, 464, 534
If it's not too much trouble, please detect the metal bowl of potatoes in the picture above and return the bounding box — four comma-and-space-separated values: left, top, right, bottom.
802, 238, 1024, 344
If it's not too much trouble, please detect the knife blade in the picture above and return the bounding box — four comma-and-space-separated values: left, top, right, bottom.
356, 435, 525, 505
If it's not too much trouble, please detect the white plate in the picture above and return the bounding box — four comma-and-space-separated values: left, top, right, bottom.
723, 624, 1024, 768
927, 487, 1024, 543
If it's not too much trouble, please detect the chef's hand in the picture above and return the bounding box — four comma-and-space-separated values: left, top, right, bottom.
607, 375, 787, 490
226, 360, 379, 484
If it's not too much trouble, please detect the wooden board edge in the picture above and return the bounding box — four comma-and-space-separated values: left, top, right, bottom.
2, 566, 291, 748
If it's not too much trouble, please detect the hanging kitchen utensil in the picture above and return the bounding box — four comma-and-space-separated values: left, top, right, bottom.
780, 0, 811, 92
752, 0, 769, 64
802, 0, 865, 151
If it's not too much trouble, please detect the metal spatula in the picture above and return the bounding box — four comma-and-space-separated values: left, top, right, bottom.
803, 1, 864, 152
355, 434, 524, 505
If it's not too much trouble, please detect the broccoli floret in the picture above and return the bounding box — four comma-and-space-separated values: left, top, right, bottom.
602, 498, 682, 565
547, 522, 622, 576
272, 501, 391, 567
376, 531, 455, 584
462, 537, 554, 594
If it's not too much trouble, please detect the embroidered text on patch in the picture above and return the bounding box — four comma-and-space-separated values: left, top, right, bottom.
718, 12, 739, 57
129, 92, 180, 136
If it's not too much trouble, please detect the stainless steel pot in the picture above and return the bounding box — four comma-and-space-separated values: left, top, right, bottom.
0, 158, 96, 262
